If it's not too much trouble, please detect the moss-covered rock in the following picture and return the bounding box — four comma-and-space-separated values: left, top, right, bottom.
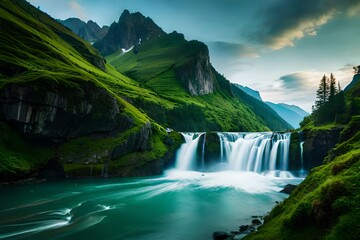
302, 124, 343, 169
288, 132, 301, 171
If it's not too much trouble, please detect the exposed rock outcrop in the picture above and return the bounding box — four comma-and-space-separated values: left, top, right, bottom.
0, 82, 182, 180
280, 184, 297, 194
302, 127, 343, 169
0, 83, 132, 139
175, 41, 215, 95
111, 122, 152, 158
94, 10, 165, 56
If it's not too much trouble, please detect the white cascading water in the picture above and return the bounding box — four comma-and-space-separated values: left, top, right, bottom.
218, 132, 291, 177
175, 132, 293, 177
175, 133, 204, 171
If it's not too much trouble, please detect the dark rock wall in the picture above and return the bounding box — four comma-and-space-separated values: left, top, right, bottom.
94, 10, 165, 56
0, 83, 132, 139
288, 132, 301, 171
302, 127, 343, 169
175, 44, 215, 96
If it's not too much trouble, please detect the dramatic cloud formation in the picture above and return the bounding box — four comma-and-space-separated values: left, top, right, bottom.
245, 0, 360, 49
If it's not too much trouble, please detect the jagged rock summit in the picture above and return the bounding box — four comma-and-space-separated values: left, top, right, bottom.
94, 10, 165, 56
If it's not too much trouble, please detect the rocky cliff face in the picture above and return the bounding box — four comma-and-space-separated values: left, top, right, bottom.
0, 82, 164, 178
175, 42, 215, 95
94, 10, 165, 56
0, 83, 132, 139
302, 127, 343, 169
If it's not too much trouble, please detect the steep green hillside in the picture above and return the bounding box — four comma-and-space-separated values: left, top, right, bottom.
245, 75, 360, 240
0, 0, 181, 180
107, 32, 291, 131
231, 84, 293, 130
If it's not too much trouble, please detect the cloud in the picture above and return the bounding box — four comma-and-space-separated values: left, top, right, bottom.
261, 67, 355, 112
245, 0, 360, 50
208, 41, 259, 59
69, 1, 88, 20
278, 72, 321, 90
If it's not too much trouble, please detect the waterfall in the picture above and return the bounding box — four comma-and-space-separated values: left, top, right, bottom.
174, 132, 293, 176
299, 131, 307, 177
300, 141, 304, 170
175, 133, 204, 171
217, 132, 291, 173
201, 133, 206, 171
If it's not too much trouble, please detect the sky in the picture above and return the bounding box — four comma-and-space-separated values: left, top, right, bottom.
28, 0, 360, 112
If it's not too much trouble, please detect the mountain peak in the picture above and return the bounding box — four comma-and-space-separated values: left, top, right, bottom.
60, 18, 108, 43
94, 10, 165, 56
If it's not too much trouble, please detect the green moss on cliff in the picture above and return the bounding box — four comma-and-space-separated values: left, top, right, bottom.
108, 127, 182, 176
0, 122, 53, 181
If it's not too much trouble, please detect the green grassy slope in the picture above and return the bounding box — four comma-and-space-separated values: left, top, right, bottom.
107, 32, 290, 131
0, 0, 180, 179
231, 84, 293, 130
245, 77, 360, 240
0, 0, 171, 120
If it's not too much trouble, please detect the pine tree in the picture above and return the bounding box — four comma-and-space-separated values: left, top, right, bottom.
329, 73, 337, 102
315, 75, 329, 109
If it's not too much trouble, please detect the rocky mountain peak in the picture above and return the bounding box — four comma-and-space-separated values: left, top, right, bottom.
94, 10, 165, 56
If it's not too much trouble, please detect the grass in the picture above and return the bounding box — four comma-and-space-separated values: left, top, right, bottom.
106, 32, 289, 131
0, 0, 182, 179
245, 115, 360, 240
0, 122, 54, 181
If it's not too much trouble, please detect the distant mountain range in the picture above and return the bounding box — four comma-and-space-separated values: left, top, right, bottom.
234, 84, 308, 128
265, 102, 309, 128
59, 18, 109, 43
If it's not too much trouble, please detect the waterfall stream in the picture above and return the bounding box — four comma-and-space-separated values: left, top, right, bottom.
175, 132, 296, 177
175, 133, 204, 170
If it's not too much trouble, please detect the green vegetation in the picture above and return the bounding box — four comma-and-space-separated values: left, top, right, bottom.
231, 84, 293, 130
107, 32, 290, 131
0, 122, 53, 181
0, 0, 182, 180
245, 122, 360, 240
246, 72, 360, 240
312, 74, 346, 125
0, 0, 288, 182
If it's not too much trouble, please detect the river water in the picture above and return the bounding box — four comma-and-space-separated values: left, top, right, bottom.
0, 132, 304, 239
0, 170, 302, 240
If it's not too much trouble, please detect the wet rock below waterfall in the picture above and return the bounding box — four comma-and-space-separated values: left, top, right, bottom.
212, 231, 231, 240
212, 217, 263, 240
280, 184, 297, 194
